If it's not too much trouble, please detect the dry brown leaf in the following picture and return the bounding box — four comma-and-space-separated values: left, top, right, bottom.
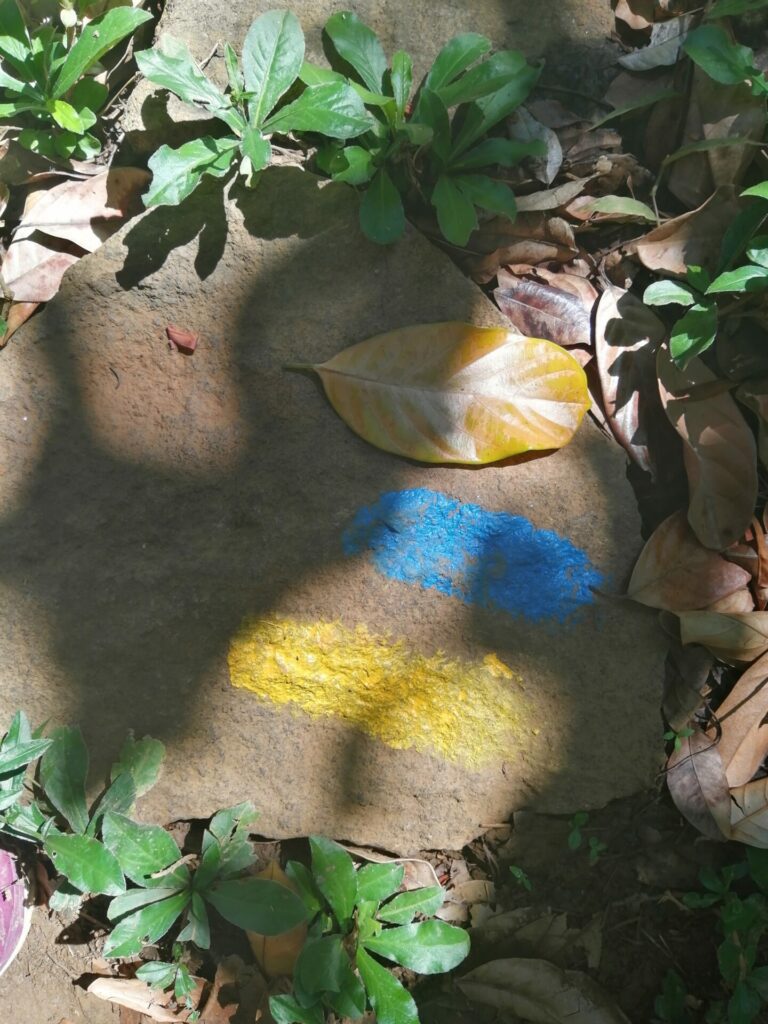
707, 590, 755, 614
247, 863, 306, 978
13, 168, 150, 253
632, 186, 742, 276
457, 957, 631, 1023
341, 844, 441, 890
708, 651, 768, 788
679, 611, 768, 663
595, 285, 667, 473
509, 108, 563, 185
493, 277, 593, 348
619, 14, 694, 70
628, 509, 751, 611
1, 236, 80, 303
0, 301, 38, 347
736, 378, 768, 467
515, 178, 592, 213
658, 345, 757, 550
666, 728, 731, 840
731, 777, 768, 846
614, 0, 656, 32
532, 266, 598, 306
198, 957, 242, 1023
663, 638, 713, 734
87, 976, 206, 1022
449, 213, 578, 282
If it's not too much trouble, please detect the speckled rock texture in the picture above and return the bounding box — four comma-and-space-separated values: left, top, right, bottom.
0, 170, 663, 854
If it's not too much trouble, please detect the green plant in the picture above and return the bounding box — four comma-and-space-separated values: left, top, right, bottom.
664, 726, 695, 753
644, 182, 768, 368
509, 864, 532, 891
269, 836, 470, 1024
135, 942, 200, 1021
567, 811, 589, 851
587, 836, 607, 866
134, 10, 374, 208
683, 23, 768, 98
0, 0, 152, 159
655, 968, 690, 1024
313, 13, 543, 245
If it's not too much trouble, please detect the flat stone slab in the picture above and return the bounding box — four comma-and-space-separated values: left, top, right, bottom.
0, 170, 663, 853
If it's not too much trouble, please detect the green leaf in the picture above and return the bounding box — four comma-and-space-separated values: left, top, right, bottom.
145, 137, 239, 208
242, 10, 304, 127
192, 833, 222, 892
309, 835, 358, 923
682, 25, 755, 86
377, 885, 445, 925
411, 87, 450, 161
686, 265, 711, 291
285, 860, 324, 916
706, 0, 768, 18
425, 33, 491, 93
363, 919, 470, 973
324, 11, 387, 94
390, 50, 412, 118
44, 833, 125, 896
0, 64, 39, 98
437, 49, 528, 107
747, 964, 768, 999
356, 946, 418, 1024
359, 167, 405, 244
262, 81, 372, 139
0, 0, 31, 76
327, 957, 367, 1019
643, 280, 698, 306
299, 61, 391, 105
0, 737, 52, 777
70, 77, 108, 115
453, 174, 516, 220
49, 99, 89, 133
669, 302, 718, 366
431, 174, 478, 246
357, 862, 404, 902
177, 891, 210, 947
450, 136, 544, 171
110, 735, 165, 798
589, 88, 682, 130
450, 64, 541, 155
135, 37, 242, 132
729, 979, 762, 1023
743, 181, 768, 201
87, 772, 136, 836
584, 196, 656, 221
208, 801, 259, 841
40, 726, 89, 834
747, 847, 768, 893
103, 891, 189, 958
108, 885, 183, 921
53, 6, 153, 98
295, 935, 348, 997
136, 961, 178, 990
747, 235, 768, 269
330, 145, 376, 185
205, 877, 307, 934
707, 264, 768, 292
224, 41, 243, 93
102, 811, 185, 888
241, 126, 272, 170
269, 994, 325, 1024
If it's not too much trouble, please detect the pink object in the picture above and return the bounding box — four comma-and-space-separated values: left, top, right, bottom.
0, 847, 32, 976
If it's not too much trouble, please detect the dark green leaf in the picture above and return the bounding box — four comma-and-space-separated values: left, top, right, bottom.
136, 961, 178, 990
145, 137, 239, 208
40, 726, 89, 834
241, 126, 272, 170
110, 735, 165, 798
590, 88, 682, 130
720, 203, 768, 271
747, 847, 768, 893
53, 6, 153, 98
295, 935, 347, 996
69, 77, 108, 115
643, 280, 698, 306
747, 235, 768, 269
44, 833, 125, 896
377, 885, 444, 925
437, 49, 529, 107
2, 800, 47, 840
205, 876, 306, 934
0, 738, 52, 777
453, 174, 516, 220
108, 885, 182, 921
747, 964, 768, 999
103, 891, 189, 958
177, 891, 210, 947
743, 182, 768, 201
327, 957, 367, 1019
0, 0, 31, 75
324, 11, 387, 94
330, 145, 376, 185
670, 303, 718, 366
411, 87, 449, 161
357, 862, 404, 902
682, 25, 755, 85
364, 920, 469, 973
309, 835, 358, 923
270, 994, 325, 1024
49, 881, 84, 914
707, 265, 768, 292
285, 860, 324, 916
425, 34, 491, 93
706, 0, 768, 18
431, 174, 478, 246
224, 41, 243, 93
87, 771, 136, 836
299, 61, 390, 105
262, 81, 372, 139
400, 121, 432, 145
359, 167, 405, 244
450, 64, 541, 155
686, 265, 711, 291
174, 963, 196, 1002
729, 979, 762, 1022
356, 946, 418, 1024
451, 136, 544, 171
243, 10, 304, 127
192, 833, 222, 892
102, 811, 185, 888
390, 50, 412, 118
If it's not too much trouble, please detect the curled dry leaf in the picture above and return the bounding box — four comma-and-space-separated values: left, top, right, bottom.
618, 14, 694, 71
731, 778, 768, 847
595, 286, 667, 474
457, 957, 631, 1023
663, 638, 713, 733
614, 0, 656, 33
296, 323, 590, 464
515, 178, 593, 213
87, 975, 205, 1022
658, 345, 757, 550
509, 107, 563, 185
679, 611, 768, 663
342, 843, 441, 891
1, 237, 80, 303
247, 862, 306, 979
0, 301, 38, 347
707, 651, 768, 789
459, 213, 578, 282
628, 509, 751, 611
493, 276, 593, 349
666, 728, 731, 841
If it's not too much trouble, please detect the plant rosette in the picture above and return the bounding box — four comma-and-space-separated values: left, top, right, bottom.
0, 842, 33, 977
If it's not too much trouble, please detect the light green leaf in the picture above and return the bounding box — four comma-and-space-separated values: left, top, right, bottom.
438, 49, 528, 107
102, 811, 185, 888
425, 33, 491, 93
295, 935, 347, 996
682, 25, 755, 85
269, 994, 325, 1024
299, 61, 391, 105
747, 235, 768, 269
177, 891, 210, 947
324, 11, 387, 94
743, 181, 768, 201
0, 99, 45, 117
309, 835, 358, 923
205, 877, 307, 934
360, 167, 406, 244
363, 919, 470, 973
453, 174, 516, 220
669, 303, 718, 366
49, 99, 86, 134
331, 145, 376, 185
706, 0, 768, 18
136, 961, 178, 990
53, 6, 153, 98
451, 136, 544, 171
44, 833, 125, 896
110, 735, 165, 797
262, 81, 373, 139
87, 771, 136, 835
103, 891, 189, 958
145, 137, 239, 208
431, 174, 478, 246
707, 264, 768, 292
208, 801, 259, 841
241, 126, 272, 170
40, 726, 89, 834
357, 862, 404, 902
356, 946, 418, 1024
584, 195, 656, 221
450, 63, 541, 155
224, 41, 243, 93
243, 10, 304, 127
377, 885, 445, 925
390, 50, 412, 118
643, 280, 698, 306
107, 885, 182, 921
0, 65, 39, 98
0, 0, 32, 75
0, 737, 52, 777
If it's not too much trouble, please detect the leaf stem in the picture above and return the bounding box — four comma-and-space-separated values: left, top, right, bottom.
283, 362, 317, 373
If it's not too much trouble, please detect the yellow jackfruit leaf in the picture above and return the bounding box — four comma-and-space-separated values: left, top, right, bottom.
247, 862, 307, 978
294, 322, 589, 464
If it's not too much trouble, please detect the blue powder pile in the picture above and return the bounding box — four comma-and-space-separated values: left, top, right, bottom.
342, 488, 603, 623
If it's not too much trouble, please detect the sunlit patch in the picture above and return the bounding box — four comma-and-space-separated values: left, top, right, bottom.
228, 617, 530, 768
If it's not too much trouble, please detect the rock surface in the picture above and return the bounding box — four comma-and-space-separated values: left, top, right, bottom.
0, 170, 663, 854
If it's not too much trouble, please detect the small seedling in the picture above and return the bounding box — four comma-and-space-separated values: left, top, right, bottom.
664, 727, 695, 753
509, 864, 532, 891
568, 811, 589, 851
587, 836, 607, 867
136, 942, 200, 1021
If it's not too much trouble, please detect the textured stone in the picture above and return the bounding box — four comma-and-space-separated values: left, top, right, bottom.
0, 170, 663, 854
